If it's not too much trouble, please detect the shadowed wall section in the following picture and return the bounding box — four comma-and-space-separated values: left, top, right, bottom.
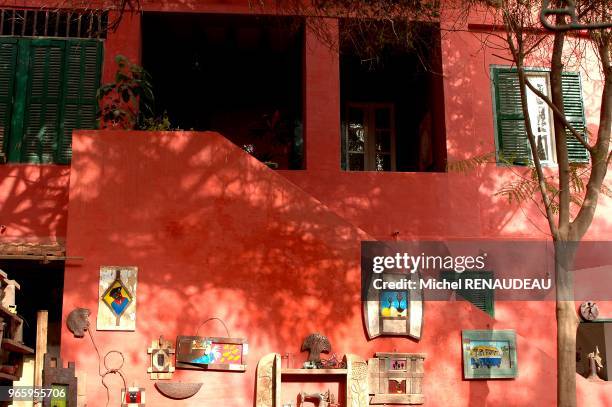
0, 3, 608, 405
61, 130, 576, 407
0, 165, 69, 242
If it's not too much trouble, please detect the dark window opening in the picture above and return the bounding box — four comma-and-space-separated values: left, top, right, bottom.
0, 261, 64, 380
142, 13, 304, 170
340, 21, 447, 172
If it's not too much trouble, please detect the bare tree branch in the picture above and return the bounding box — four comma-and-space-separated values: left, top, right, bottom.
491, 53, 516, 62
504, 22, 560, 238
547, 27, 573, 236
572, 36, 612, 238
523, 79, 594, 154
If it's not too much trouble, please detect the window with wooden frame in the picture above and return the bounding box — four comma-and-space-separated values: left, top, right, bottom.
491, 66, 589, 166
441, 270, 495, 317
0, 37, 102, 164
344, 103, 396, 171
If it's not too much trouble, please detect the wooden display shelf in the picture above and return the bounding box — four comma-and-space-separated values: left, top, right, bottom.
0, 372, 19, 381
281, 368, 348, 375
371, 394, 425, 404
0, 305, 22, 322
2, 338, 34, 354
257, 354, 368, 407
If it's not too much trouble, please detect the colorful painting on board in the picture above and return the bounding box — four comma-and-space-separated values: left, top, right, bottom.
176, 336, 248, 372
189, 340, 242, 364
467, 341, 509, 369
462, 330, 518, 379
380, 291, 408, 317
97, 266, 138, 331
102, 281, 132, 316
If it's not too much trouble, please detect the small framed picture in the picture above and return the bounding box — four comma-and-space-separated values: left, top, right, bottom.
176, 336, 248, 372
390, 358, 407, 371
121, 387, 145, 407
462, 330, 518, 379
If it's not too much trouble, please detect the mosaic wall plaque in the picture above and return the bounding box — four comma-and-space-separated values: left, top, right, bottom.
97, 266, 138, 331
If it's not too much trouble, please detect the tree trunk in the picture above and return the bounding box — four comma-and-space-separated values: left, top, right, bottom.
550, 31, 570, 234
555, 242, 579, 407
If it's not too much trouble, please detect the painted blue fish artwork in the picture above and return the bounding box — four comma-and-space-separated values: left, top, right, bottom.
189, 340, 221, 364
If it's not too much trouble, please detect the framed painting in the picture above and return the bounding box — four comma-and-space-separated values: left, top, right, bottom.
364, 272, 423, 340
121, 387, 145, 407
97, 266, 137, 331
462, 330, 518, 379
147, 336, 175, 379
176, 336, 247, 372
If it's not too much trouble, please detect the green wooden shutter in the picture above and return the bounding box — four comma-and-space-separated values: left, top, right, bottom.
0, 39, 18, 162
493, 68, 530, 165
22, 39, 65, 164
492, 68, 589, 165
59, 40, 103, 164
441, 271, 495, 316
561, 72, 589, 163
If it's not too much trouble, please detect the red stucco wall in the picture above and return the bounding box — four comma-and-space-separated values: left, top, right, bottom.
0, 2, 610, 406
281, 21, 610, 242
0, 165, 69, 242
61, 130, 567, 407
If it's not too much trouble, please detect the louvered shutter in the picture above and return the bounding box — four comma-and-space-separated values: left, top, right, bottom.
0, 39, 18, 162
561, 72, 589, 163
493, 67, 589, 165
442, 271, 495, 316
456, 271, 494, 317
493, 68, 530, 165
22, 39, 65, 164
59, 40, 102, 164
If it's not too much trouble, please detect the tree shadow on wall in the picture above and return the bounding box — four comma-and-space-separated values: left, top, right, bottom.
62, 130, 372, 404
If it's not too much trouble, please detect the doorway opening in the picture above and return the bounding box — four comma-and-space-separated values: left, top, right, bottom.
340, 21, 447, 172
142, 13, 305, 169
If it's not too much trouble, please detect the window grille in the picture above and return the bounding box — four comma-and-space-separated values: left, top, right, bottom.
0, 8, 108, 39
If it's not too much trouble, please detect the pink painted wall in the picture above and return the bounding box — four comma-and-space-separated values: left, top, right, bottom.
0, 3, 610, 406
281, 21, 610, 242
2, 0, 609, 243
62, 130, 564, 407
0, 165, 69, 242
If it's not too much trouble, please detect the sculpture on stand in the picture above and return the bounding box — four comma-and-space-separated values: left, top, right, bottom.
587, 346, 604, 381
301, 333, 330, 368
